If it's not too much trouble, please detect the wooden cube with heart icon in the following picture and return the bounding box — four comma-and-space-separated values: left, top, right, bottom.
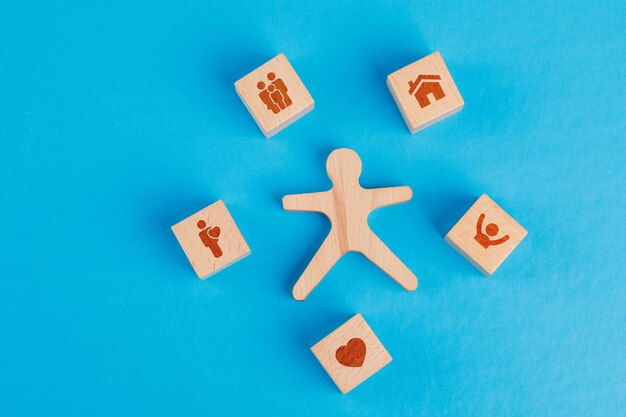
234, 53, 314, 138
311, 314, 392, 394
171, 200, 251, 279
445, 194, 527, 275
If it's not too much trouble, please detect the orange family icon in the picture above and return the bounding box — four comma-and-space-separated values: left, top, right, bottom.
197, 220, 223, 258
408, 74, 445, 109
257, 72, 292, 114
474, 213, 509, 248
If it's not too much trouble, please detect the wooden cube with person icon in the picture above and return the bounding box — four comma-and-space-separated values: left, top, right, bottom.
235, 53, 314, 138
444, 194, 527, 276
387, 51, 464, 134
171, 200, 251, 279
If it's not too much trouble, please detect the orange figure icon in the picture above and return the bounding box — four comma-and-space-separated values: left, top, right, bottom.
197, 220, 223, 258
408, 74, 445, 108
257, 72, 292, 114
474, 213, 509, 248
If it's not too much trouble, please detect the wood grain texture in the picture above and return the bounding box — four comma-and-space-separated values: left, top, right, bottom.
311, 314, 392, 394
445, 194, 527, 275
171, 200, 251, 279
234, 53, 314, 138
387, 51, 464, 134
283, 148, 418, 300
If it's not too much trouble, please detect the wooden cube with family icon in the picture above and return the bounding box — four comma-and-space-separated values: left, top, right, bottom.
171, 200, 251, 279
234, 53, 314, 138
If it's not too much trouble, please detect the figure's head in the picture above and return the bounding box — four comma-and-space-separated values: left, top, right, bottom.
326, 148, 362, 184
257, 81, 265, 90
268, 84, 276, 92
197, 220, 207, 229
267, 72, 276, 81
486, 223, 499, 236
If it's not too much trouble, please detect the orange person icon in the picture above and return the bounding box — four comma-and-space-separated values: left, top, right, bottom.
474, 213, 509, 248
257, 80, 280, 114
268, 72, 291, 107
197, 220, 223, 258
257, 72, 292, 114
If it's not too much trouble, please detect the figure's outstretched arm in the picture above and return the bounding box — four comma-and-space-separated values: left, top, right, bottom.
360, 231, 418, 291
292, 233, 343, 301
282, 191, 330, 213
367, 186, 413, 209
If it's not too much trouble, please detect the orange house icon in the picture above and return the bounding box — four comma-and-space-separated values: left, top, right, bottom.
408, 74, 445, 109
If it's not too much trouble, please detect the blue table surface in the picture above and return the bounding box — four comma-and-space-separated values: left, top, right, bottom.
1, 1, 624, 416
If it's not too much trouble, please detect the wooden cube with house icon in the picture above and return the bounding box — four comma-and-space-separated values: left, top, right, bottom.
444, 194, 527, 275
311, 314, 392, 394
387, 51, 464, 134
171, 200, 251, 279
235, 53, 314, 138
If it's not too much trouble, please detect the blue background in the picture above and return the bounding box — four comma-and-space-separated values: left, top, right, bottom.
1, 1, 624, 416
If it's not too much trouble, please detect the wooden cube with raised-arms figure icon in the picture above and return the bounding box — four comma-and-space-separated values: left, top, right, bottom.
445, 194, 527, 275
235, 53, 314, 138
387, 51, 464, 134
171, 200, 251, 279
311, 314, 392, 394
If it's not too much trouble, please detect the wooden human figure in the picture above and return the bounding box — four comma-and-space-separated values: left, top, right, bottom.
283, 148, 418, 300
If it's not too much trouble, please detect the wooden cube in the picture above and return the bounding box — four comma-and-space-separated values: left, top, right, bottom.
387, 51, 464, 134
311, 314, 392, 394
445, 194, 527, 275
235, 53, 314, 138
171, 200, 251, 279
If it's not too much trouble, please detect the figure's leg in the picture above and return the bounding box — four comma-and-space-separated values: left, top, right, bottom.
361, 231, 418, 291
293, 233, 343, 301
